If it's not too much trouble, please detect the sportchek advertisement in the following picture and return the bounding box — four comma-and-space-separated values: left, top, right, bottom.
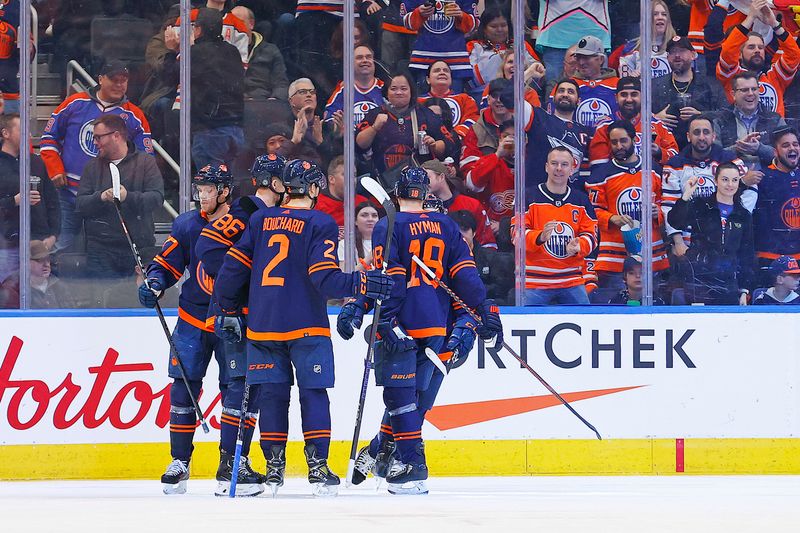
1, 312, 798, 445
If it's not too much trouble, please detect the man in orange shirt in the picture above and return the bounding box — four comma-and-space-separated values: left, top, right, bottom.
716, 0, 800, 117
589, 77, 679, 169
513, 146, 597, 305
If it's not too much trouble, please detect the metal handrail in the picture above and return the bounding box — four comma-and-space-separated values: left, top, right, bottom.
65, 60, 179, 219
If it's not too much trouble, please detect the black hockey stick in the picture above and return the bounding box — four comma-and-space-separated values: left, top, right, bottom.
345, 176, 397, 486
411, 254, 603, 440
109, 163, 210, 433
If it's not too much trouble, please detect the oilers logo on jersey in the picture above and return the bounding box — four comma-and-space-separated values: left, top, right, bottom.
781, 197, 800, 229
443, 97, 462, 125
616, 187, 642, 221
693, 176, 717, 199
758, 82, 779, 113
651, 56, 670, 78
78, 121, 100, 157
576, 98, 613, 128
354, 101, 380, 124
423, 2, 456, 34
544, 222, 576, 259
195, 261, 214, 296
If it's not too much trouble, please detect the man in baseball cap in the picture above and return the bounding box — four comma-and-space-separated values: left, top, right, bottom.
753, 255, 800, 304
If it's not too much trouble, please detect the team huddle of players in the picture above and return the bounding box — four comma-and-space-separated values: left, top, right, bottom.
138, 156, 504, 497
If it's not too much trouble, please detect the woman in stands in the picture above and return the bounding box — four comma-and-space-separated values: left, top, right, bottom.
356, 72, 448, 177
667, 162, 755, 305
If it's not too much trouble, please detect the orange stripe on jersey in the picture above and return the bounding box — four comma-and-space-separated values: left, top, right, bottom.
200, 228, 233, 247
406, 326, 447, 339
438, 351, 453, 362
153, 255, 182, 280
247, 327, 331, 341
449, 259, 476, 277
385, 267, 407, 276
178, 307, 215, 332
227, 248, 252, 268
308, 261, 339, 275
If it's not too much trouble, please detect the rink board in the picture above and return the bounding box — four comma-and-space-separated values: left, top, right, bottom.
1, 308, 799, 479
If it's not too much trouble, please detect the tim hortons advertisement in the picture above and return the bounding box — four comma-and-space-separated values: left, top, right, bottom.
1, 313, 798, 445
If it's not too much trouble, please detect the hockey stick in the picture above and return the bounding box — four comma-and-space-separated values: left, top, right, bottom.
345, 176, 397, 486
411, 254, 603, 440
229, 382, 250, 498
109, 163, 210, 434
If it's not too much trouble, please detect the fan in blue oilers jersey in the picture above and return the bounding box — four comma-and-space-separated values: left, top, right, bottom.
195, 154, 287, 497
338, 166, 502, 495
212, 159, 394, 497
137, 164, 263, 496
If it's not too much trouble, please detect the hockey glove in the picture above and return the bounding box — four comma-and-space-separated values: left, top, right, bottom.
337, 299, 368, 340
446, 314, 477, 365
138, 278, 163, 308
475, 299, 503, 349
352, 270, 394, 300
214, 313, 244, 343
376, 318, 416, 354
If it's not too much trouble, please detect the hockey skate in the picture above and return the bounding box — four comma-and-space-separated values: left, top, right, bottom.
373, 439, 397, 480
387, 443, 429, 495
161, 458, 189, 495
351, 445, 377, 486
265, 444, 287, 498
214, 451, 265, 497
304, 443, 340, 497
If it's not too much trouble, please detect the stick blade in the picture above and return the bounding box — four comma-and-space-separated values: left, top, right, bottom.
360, 176, 392, 209
425, 347, 448, 376
109, 163, 121, 200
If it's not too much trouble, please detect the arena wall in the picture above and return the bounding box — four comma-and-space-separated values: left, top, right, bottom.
2, 308, 799, 479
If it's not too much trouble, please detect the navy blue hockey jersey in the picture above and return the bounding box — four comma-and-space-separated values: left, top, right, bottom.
374, 210, 486, 338
214, 207, 356, 341
146, 210, 214, 331
754, 164, 800, 261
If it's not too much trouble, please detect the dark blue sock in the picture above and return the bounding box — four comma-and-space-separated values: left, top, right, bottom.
384, 386, 423, 464
299, 388, 332, 459
368, 410, 393, 456
219, 378, 258, 455
257, 383, 290, 456
169, 379, 202, 462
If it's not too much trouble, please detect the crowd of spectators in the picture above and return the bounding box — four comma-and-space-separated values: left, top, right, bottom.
3, 0, 800, 307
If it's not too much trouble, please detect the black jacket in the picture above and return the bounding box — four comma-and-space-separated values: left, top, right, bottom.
244, 31, 289, 100
668, 195, 755, 291
0, 151, 61, 248
75, 147, 164, 249
191, 33, 245, 130
712, 105, 785, 166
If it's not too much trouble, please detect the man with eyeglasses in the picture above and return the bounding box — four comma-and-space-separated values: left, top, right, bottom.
715, 0, 800, 117
75, 114, 164, 296
281, 77, 331, 166
713, 71, 786, 169
40, 60, 153, 253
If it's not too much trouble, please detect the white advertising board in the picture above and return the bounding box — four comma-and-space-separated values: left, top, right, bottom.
1, 311, 798, 445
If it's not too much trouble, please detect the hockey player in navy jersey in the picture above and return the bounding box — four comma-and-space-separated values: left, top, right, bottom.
195, 154, 287, 497
338, 167, 503, 495
212, 159, 394, 497
138, 164, 263, 495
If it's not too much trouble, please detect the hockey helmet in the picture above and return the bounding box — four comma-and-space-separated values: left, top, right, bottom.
281, 159, 327, 196
394, 166, 429, 200
251, 154, 287, 188
192, 163, 234, 200
422, 192, 446, 214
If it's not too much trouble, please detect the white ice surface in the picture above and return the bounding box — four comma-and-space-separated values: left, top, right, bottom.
1, 476, 799, 533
